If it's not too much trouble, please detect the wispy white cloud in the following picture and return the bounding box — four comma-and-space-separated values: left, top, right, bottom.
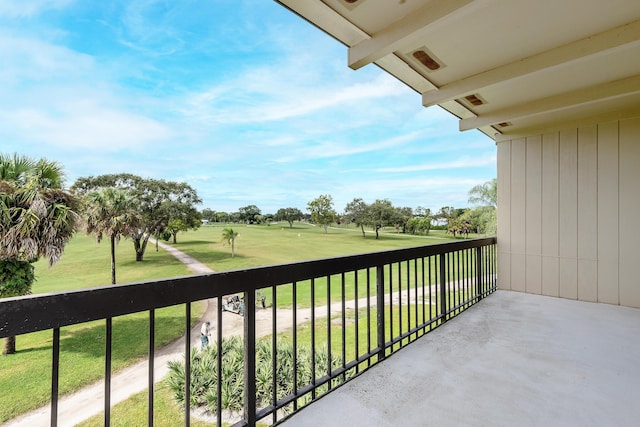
0, 33, 95, 83
273, 131, 424, 164
5, 105, 174, 150
376, 154, 497, 173
180, 68, 410, 126
0, 0, 73, 18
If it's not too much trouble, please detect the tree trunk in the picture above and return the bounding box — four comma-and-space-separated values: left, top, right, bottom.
0, 260, 35, 355
110, 234, 117, 284
231, 239, 235, 258
3, 336, 16, 355
133, 237, 143, 261
360, 224, 366, 238
134, 235, 149, 262
172, 233, 177, 244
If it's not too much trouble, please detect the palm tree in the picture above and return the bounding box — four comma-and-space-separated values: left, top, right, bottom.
220, 227, 239, 258
0, 153, 80, 355
468, 178, 497, 208
84, 187, 140, 285
468, 178, 498, 235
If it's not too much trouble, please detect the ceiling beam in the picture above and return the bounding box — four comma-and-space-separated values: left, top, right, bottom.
348, 0, 473, 70
276, 0, 369, 46
423, 18, 640, 107
459, 74, 640, 131
376, 54, 439, 93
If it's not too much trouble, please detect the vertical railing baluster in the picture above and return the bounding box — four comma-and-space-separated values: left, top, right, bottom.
354, 270, 359, 374
484, 245, 488, 293
407, 260, 412, 338
451, 251, 455, 313
413, 258, 420, 339
450, 252, 454, 312
483, 245, 487, 293
366, 268, 371, 368
489, 245, 493, 291
311, 278, 316, 399
105, 317, 112, 427
292, 281, 298, 411
184, 303, 190, 427
476, 246, 483, 301
51, 327, 60, 427
216, 296, 223, 427
271, 286, 277, 424
457, 250, 461, 308
450, 252, 454, 313
243, 289, 256, 425
428, 256, 433, 328
440, 254, 447, 322
463, 249, 468, 307
484, 245, 488, 294
472, 248, 476, 301
404, 261, 408, 341
397, 262, 402, 348
341, 273, 346, 381
471, 248, 475, 302
494, 243, 497, 288
456, 251, 460, 309
388, 264, 394, 352
465, 249, 469, 307
462, 250, 466, 307
420, 257, 426, 330
493, 243, 497, 289
326, 275, 332, 391
376, 265, 385, 361
148, 309, 155, 427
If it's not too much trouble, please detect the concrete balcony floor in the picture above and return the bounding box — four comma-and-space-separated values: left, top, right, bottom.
282, 290, 640, 427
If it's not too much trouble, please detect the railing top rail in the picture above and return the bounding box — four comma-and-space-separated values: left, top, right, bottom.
0, 237, 495, 338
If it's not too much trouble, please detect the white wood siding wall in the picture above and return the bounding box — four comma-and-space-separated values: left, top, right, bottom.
497, 117, 640, 308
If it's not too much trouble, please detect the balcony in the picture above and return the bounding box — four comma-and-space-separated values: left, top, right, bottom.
1, 237, 500, 425
282, 289, 640, 426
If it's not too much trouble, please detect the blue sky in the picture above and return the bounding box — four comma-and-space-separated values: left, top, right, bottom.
0, 0, 496, 214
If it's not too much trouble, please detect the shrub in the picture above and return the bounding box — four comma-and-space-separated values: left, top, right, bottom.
166, 336, 345, 417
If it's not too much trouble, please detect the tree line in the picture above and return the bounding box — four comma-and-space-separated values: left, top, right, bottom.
200, 178, 497, 240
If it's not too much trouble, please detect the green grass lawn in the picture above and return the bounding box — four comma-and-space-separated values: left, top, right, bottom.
1, 224, 478, 424
168, 223, 474, 309
31, 233, 190, 293
169, 222, 456, 272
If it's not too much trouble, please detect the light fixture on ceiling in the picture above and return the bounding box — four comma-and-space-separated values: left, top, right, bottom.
412, 50, 441, 71
339, 0, 364, 10
464, 94, 485, 106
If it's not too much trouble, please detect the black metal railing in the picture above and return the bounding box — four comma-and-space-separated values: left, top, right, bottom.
0, 237, 496, 426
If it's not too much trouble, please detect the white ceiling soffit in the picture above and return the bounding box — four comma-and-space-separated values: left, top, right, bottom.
276, 0, 640, 140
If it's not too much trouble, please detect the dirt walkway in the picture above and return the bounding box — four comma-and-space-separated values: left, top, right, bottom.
4, 242, 443, 426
